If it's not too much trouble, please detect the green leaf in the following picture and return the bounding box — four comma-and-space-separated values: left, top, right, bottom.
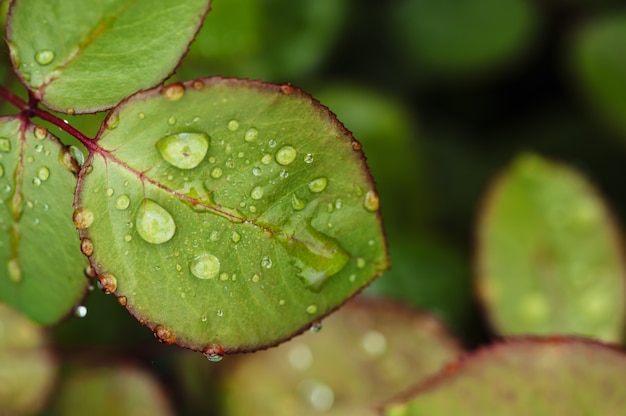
0, 302, 57, 416
391, 0, 537, 76
7, 0, 210, 113
0, 117, 87, 325
572, 14, 626, 138
75, 78, 388, 353
219, 298, 461, 415
53, 365, 174, 416
476, 153, 626, 342
383, 338, 626, 415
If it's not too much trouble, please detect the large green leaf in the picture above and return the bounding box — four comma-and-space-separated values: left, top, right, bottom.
0, 302, 57, 416
383, 338, 626, 415
7, 0, 210, 113
75, 78, 388, 353
221, 298, 461, 416
0, 117, 87, 324
476, 154, 626, 342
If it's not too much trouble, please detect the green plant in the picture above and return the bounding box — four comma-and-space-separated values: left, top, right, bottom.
3, 0, 626, 415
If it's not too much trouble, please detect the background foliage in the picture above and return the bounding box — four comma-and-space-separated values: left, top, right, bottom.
3, 0, 626, 414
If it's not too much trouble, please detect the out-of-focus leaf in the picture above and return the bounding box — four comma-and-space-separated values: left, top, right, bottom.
476, 153, 626, 342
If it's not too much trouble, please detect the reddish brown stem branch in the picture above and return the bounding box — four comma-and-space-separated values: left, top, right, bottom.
0, 84, 96, 151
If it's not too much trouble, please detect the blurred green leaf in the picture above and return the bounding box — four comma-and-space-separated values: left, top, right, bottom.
221, 298, 461, 416
476, 153, 626, 342
383, 338, 626, 415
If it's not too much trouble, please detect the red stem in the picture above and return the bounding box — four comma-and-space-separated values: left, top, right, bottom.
0, 84, 96, 151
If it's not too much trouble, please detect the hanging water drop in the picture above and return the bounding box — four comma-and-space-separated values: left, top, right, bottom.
80, 238, 94, 257
275, 145, 297, 165
308, 177, 328, 193
135, 199, 176, 244
204, 345, 225, 362
310, 320, 323, 333
363, 190, 380, 212
115, 194, 130, 210
73, 207, 94, 229
34, 49, 55, 65
156, 132, 209, 169
154, 325, 176, 344
190, 253, 220, 280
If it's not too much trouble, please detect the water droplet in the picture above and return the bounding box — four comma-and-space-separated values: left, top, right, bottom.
115, 194, 130, 210
275, 145, 296, 165
252, 167, 262, 176
261, 257, 273, 269
190, 253, 220, 280
167, 116, 176, 126
0, 137, 11, 153
231, 231, 241, 243
34, 126, 47, 139
288, 344, 313, 371
308, 177, 328, 193
280, 84, 295, 94
210, 167, 223, 178
251, 273, 260, 283
361, 330, 387, 357
216, 309, 224, 317
310, 320, 322, 332
138, 112, 146, 119
106, 114, 119, 130
250, 185, 264, 200
154, 325, 176, 344
249, 205, 257, 213
304, 153, 314, 163
59, 147, 80, 174
281, 226, 349, 291
268, 139, 276, 148
73, 208, 94, 229
193, 79, 204, 90
244, 127, 258, 142
227, 119, 239, 131
291, 193, 307, 211
161, 83, 185, 101
105, 188, 114, 197
363, 190, 380, 212
204, 344, 225, 362
210, 230, 219, 241
357, 258, 366, 268
136, 199, 176, 244
80, 238, 94, 257
32, 178, 41, 186
69, 146, 85, 167
7, 41, 19, 67
34, 49, 55, 65
351, 141, 362, 151
118, 296, 127, 306
74, 305, 87, 318
37, 167, 50, 181
99, 272, 117, 294
8, 258, 21, 283
306, 304, 318, 314
156, 132, 210, 170
261, 154, 272, 165
124, 234, 132, 242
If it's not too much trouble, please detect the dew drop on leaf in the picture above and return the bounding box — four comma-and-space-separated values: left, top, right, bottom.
227, 119, 239, 131
275, 145, 297, 165
189, 253, 221, 280
291, 193, 307, 211
118, 296, 127, 306
304, 153, 314, 164
306, 304, 318, 314
231, 231, 241, 243
80, 238, 94, 257
37, 167, 50, 181
156, 132, 209, 169
115, 194, 130, 210
99, 272, 117, 294
244, 127, 258, 142
135, 199, 176, 244
0, 137, 11, 153
73, 207, 94, 229
161, 83, 185, 101
308, 177, 328, 193
74, 305, 87, 318
167, 116, 176, 126
250, 185, 264, 200
363, 190, 380, 212
34, 49, 55, 65
154, 325, 176, 344
34, 126, 47, 139
210, 167, 223, 178
310, 320, 323, 333
69, 146, 85, 167
261, 257, 273, 269
204, 344, 225, 362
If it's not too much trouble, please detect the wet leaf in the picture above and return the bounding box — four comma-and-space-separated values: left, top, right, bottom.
53, 365, 174, 416
476, 153, 626, 342
221, 298, 461, 416
75, 77, 388, 353
0, 302, 57, 416
0, 117, 86, 325
7, 0, 210, 113
382, 338, 626, 415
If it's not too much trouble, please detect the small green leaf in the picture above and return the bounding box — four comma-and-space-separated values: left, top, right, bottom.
219, 298, 461, 415
75, 78, 388, 353
383, 338, 626, 415
53, 365, 174, 416
7, 0, 210, 113
476, 153, 626, 342
0, 302, 57, 416
0, 118, 87, 325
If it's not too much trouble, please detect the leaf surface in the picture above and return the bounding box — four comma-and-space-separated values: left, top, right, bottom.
476, 153, 626, 342
0, 117, 87, 324
7, 0, 210, 113
75, 78, 388, 353
383, 338, 626, 415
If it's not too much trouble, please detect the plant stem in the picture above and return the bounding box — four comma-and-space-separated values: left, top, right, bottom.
0, 85, 96, 151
